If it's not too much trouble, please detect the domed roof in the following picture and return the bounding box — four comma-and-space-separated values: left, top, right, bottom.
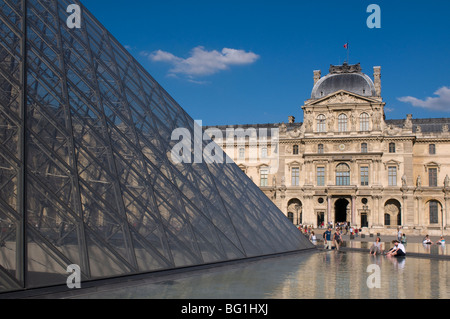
311, 63, 376, 99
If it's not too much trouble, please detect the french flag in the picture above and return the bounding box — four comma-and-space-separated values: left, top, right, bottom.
344, 43, 349, 49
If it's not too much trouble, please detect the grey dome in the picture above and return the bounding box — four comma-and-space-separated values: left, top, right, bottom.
311, 64, 376, 99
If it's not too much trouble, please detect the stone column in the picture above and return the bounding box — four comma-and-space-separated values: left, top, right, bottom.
327, 196, 332, 225
352, 196, 356, 226
444, 194, 449, 230
373, 66, 381, 97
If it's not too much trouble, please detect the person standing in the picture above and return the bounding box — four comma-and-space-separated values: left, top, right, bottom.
323, 227, 332, 250
333, 229, 343, 251
309, 231, 317, 245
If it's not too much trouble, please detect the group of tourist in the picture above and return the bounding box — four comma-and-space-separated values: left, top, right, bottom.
319, 227, 343, 251
369, 237, 406, 257
310, 225, 446, 257
422, 234, 446, 245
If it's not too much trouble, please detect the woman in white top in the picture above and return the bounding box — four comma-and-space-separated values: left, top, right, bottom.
423, 235, 432, 245
309, 231, 317, 245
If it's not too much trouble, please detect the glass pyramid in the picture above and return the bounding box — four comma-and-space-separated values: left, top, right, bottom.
0, 0, 312, 293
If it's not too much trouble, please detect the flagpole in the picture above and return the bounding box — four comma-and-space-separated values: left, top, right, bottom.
347, 42, 349, 64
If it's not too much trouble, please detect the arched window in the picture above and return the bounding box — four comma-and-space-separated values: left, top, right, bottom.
317, 114, 326, 132
293, 145, 299, 155
429, 144, 436, 155
360, 113, 370, 131
384, 213, 391, 226
318, 144, 324, 154
336, 163, 350, 186
429, 200, 439, 224
288, 212, 294, 224
361, 143, 368, 153
338, 114, 348, 132
389, 143, 396, 153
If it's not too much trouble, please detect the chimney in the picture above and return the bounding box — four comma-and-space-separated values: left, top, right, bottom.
314, 70, 321, 85
288, 116, 295, 124
373, 66, 381, 97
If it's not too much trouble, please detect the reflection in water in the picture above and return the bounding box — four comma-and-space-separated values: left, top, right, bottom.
73, 251, 450, 299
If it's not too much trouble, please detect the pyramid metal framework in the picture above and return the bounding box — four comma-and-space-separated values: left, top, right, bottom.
0, 0, 312, 293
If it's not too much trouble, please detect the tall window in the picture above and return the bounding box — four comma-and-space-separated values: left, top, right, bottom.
429, 144, 436, 155
338, 114, 348, 132
288, 212, 294, 224
429, 168, 438, 187
317, 114, 326, 132
336, 163, 350, 186
317, 167, 325, 186
384, 213, 391, 226
389, 143, 396, 153
260, 168, 268, 187
239, 147, 245, 159
429, 201, 439, 224
261, 147, 268, 159
318, 144, 324, 154
360, 113, 370, 131
388, 166, 397, 186
361, 143, 368, 153
293, 145, 299, 155
292, 167, 300, 186
360, 166, 369, 186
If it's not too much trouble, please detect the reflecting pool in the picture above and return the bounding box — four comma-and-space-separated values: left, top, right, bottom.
71, 251, 450, 299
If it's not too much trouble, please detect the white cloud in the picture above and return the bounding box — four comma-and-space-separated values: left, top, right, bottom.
398, 86, 450, 112
145, 46, 260, 78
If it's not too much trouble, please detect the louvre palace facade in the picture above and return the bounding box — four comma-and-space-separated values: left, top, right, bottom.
207, 63, 450, 236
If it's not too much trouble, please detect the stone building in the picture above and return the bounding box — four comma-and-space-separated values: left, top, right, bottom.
206, 62, 450, 235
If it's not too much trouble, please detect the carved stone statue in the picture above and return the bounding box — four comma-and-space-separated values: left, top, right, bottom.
328, 113, 335, 131
402, 174, 407, 187
416, 175, 421, 187
329, 62, 361, 74
443, 124, 449, 133
351, 112, 357, 130
404, 114, 413, 130
445, 175, 450, 188
373, 110, 381, 130
279, 122, 287, 134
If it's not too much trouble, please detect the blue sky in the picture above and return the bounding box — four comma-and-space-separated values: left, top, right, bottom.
82, 0, 450, 126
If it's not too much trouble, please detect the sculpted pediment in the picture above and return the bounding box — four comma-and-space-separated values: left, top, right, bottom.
306, 90, 380, 106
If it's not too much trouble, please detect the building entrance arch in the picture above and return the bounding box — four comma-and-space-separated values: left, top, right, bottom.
335, 198, 349, 223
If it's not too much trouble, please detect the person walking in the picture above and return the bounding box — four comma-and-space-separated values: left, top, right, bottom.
333, 228, 343, 251
323, 227, 332, 250
397, 227, 402, 242
401, 233, 407, 245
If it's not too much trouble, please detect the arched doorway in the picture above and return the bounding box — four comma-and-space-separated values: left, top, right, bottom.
287, 199, 302, 225
335, 198, 349, 223
384, 199, 401, 226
